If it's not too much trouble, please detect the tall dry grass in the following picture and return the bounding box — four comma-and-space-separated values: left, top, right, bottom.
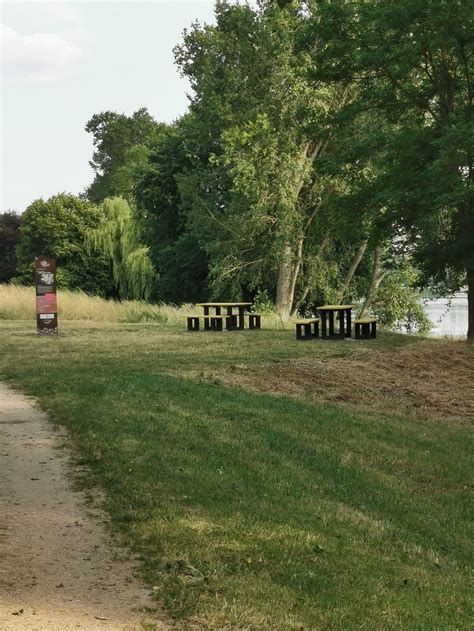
0, 284, 190, 324
0, 284, 287, 328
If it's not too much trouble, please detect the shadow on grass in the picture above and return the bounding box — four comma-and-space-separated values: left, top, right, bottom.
0, 332, 471, 627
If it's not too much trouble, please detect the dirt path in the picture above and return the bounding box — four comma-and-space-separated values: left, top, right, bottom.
0, 383, 170, 631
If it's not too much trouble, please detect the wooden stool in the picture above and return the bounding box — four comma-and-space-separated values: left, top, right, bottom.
295, 318, 320, 340
354, 317, 377, 339
204, 315, 227, 331
187, 316, 200, 331
248, 314, 261, 329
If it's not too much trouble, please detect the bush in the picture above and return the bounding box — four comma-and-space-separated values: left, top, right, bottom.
373, 266, 432, 334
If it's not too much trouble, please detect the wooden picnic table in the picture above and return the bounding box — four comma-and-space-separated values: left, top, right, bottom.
317, 304, 355, 339
195, 302, 252, 330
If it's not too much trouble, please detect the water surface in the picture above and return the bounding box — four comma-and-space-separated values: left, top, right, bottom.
423, 292, 468, 338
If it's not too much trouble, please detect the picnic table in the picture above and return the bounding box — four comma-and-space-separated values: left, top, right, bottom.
195, 302, 253, 331
317, 304, 355, 340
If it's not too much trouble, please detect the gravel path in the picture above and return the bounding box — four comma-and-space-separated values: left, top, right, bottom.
0, 383, 169, 630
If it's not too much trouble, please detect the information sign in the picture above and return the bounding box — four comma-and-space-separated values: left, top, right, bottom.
34, 257, 58, 335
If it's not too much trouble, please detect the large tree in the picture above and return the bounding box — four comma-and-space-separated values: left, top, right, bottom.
15, 193, 111, 294
85, 108, 163, 203
87, 197, 156, 301
134, 116, 210, 302
174, 0, 352, 318
307, 0, 474, 337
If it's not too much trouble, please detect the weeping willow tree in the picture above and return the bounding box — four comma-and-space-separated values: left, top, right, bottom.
88, 197, 155, 300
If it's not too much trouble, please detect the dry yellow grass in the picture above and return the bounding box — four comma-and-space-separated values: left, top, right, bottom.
221, 339, 474, 423
0, 284, 188, 324
0, 284, 288, 328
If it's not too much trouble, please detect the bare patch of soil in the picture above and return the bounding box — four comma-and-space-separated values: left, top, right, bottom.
0, 383, 170, 631
221, 340, 474, 423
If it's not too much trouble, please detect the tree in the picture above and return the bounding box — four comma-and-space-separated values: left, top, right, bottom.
174, 0, 351, 318
0, 211, 21, 283
372, 262, 432, 334
87, 197, 156, 300
85, 108, 164, 203
134, 116, 210, 302
309, 0, 474, 338
15, 194, 111, 294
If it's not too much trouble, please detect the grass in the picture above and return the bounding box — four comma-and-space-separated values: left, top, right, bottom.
0, 319, 472, 629
0, 284, 286, 328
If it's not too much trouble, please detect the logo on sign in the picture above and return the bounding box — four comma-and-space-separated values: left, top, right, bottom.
39, 271, 54, 285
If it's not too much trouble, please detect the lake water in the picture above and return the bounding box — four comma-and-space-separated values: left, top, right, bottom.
423, 292, 468, 338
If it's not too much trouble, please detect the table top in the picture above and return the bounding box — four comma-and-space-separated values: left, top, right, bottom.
195, 302, 252, 307
295, 318, 321, 323
317, 304, 355, 311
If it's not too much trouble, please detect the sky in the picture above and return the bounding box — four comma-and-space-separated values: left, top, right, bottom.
1, 0, 218, 212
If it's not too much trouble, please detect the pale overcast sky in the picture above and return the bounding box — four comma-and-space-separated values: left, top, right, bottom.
1, 1, 218, 212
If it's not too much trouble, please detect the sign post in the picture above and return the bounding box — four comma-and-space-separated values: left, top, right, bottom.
34, 257, 58, 335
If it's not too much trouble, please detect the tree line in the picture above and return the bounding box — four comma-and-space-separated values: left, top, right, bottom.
1, 1, 472, 337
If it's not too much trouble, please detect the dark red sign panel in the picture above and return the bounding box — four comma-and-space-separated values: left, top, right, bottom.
34, 257, 58, 335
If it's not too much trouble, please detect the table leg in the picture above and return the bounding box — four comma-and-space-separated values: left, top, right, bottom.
226, 306, 237, 330
321, 312, 327, 338
329, 311, 335, 336
203, 306, 210, 331
238, 306, 245, 330
345, 308, 352, 338
335, 311, 344, 338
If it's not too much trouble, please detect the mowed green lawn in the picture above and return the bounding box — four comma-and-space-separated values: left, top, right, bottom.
0, 321, 472, 629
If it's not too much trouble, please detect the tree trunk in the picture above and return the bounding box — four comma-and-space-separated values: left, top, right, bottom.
359, 246, 388, 316
273, 87, 350, 320
274, 131, 335, 320
276, 245, 296, 320
290, 232, 333, 316
467, 263, 474, 341
275, 143, 321, 320
336, 241, 368, 304
289, 238, 304, 302
291, 284, 310, 316
459, 201, 474, 340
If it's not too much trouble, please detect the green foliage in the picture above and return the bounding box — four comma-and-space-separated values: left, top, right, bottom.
72, 0, 471, 332
134, 117, 210, 302
152, 234, 208, 304
0, 211, 21, 283
373, 265, 432, 335
87, 197, 156, 300
14, 194, 111, 294
169, 1, 412, 321
309, 0, 474, 334
173, 1, 346, 310
251, 288, 275, 314
85, 108, 163, 202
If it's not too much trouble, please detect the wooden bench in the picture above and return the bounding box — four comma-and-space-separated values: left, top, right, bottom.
246, 313, 261, 329
354, 317, 377, 339
295, 318, 320, 340
187, 313, 262, 332
187, 315, 201, 331
187, 314, 231, 332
